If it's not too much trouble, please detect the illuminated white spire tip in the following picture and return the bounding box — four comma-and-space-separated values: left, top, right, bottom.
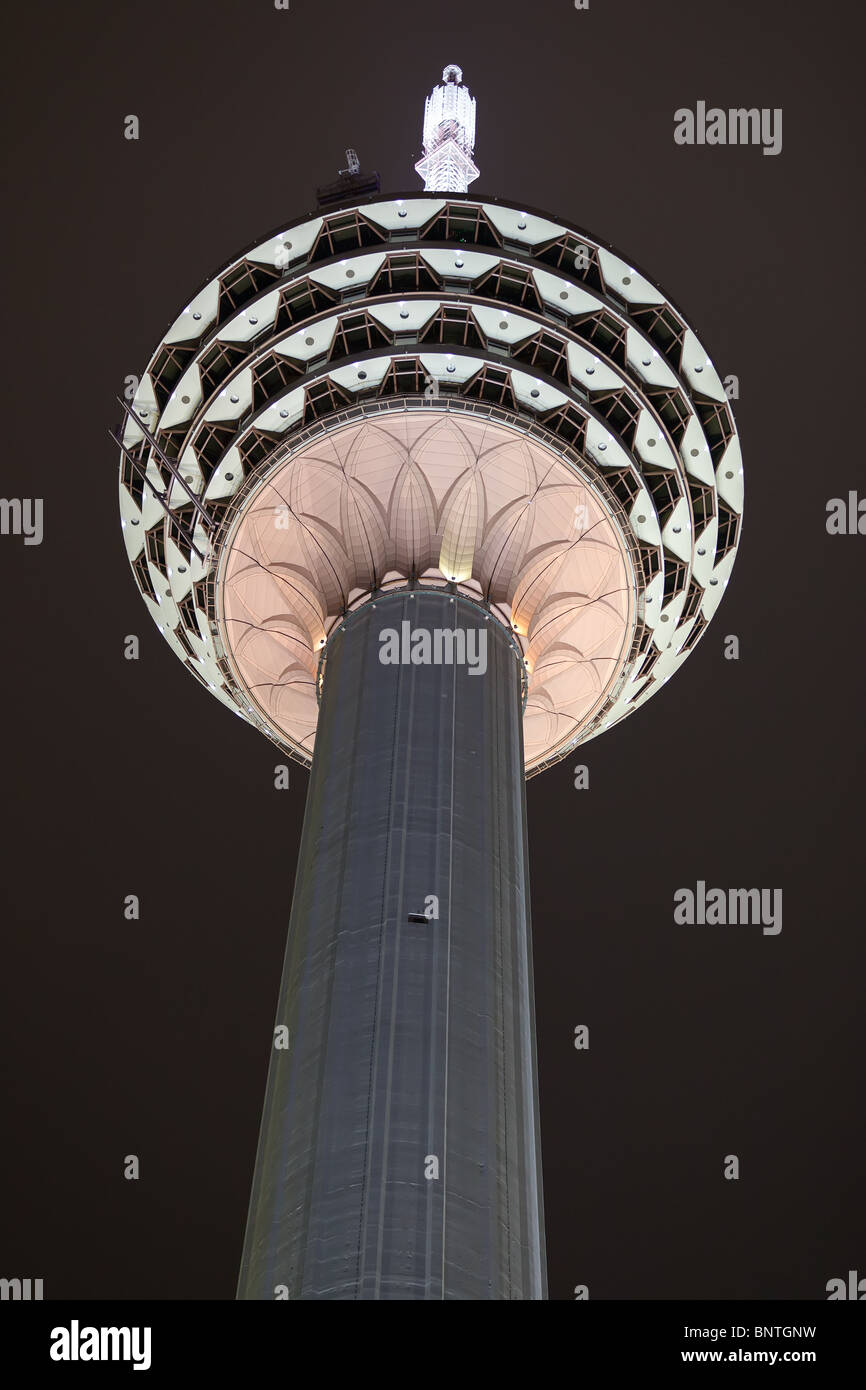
415, 64, 479, 194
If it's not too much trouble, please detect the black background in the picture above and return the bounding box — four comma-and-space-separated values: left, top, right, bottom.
0, 0, 863, 1300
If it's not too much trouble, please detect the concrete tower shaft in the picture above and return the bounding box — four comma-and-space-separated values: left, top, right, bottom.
237, 591, 546, 1299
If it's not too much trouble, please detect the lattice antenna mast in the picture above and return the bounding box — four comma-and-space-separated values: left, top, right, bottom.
414, 64, 479, 193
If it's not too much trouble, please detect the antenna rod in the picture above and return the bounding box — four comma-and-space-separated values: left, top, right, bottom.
111, 427, 207, 563
115, 396, 215, 528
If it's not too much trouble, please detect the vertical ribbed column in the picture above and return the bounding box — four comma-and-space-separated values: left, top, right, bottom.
237, 591, 546, 1300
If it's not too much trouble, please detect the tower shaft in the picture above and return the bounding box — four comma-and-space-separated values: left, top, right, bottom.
237, 592, 546, 1299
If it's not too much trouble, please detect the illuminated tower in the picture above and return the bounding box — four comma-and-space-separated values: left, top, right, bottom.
414, 64, 479, 193
116, 66, 742, 1300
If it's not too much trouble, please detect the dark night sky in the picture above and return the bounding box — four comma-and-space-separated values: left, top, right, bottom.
0, 0, 863, 1300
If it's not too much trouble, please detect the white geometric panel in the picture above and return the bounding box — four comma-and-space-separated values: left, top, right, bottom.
598, 249, 665, 305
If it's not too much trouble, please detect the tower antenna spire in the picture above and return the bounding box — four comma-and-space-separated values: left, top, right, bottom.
414, 63, 479, 193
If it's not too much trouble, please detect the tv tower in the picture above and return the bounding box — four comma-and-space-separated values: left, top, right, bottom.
115, 65, 742, 1299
